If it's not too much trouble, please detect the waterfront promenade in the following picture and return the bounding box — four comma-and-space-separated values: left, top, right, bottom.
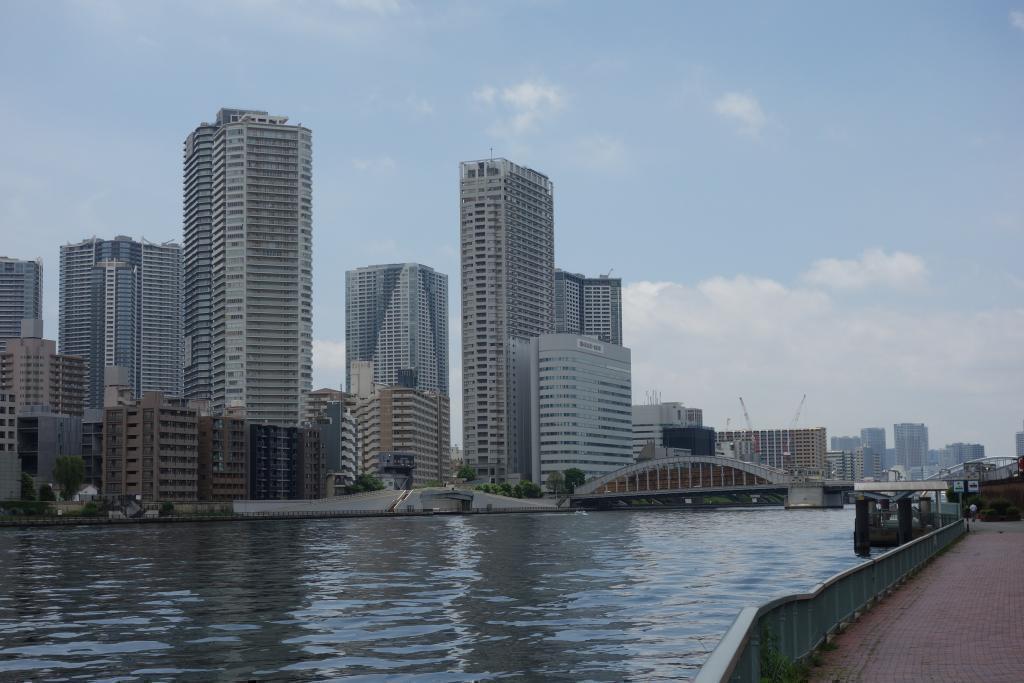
812, 520, 1024, 682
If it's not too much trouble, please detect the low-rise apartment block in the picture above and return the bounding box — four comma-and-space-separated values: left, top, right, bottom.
0, 320, 85, 416
198, 412, 248, 501
102, 392, 198, 501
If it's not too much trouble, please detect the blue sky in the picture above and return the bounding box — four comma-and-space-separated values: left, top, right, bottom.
2, 1, 1022, 454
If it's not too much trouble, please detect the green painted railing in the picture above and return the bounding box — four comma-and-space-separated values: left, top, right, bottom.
695, 516, 965, 682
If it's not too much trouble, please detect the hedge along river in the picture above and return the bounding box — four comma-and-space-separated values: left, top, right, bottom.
0, 507, 862, 681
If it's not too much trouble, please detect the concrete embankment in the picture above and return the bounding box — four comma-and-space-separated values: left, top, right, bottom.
0, 488, 563, 527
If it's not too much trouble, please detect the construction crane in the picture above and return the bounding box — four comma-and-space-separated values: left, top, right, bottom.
738, 397, 760, 462
790, 394, 807, 428
738, 397, 753, 431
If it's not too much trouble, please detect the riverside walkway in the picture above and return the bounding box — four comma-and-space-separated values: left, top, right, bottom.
811, 520, 1024, 682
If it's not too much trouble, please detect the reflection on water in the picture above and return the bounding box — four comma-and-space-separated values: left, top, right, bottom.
0, 508, 861, 681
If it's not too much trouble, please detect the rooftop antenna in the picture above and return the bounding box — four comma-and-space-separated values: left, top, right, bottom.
489, 147, 494, 160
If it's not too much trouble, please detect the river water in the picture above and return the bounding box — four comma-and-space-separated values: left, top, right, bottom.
0, 508, 861, 681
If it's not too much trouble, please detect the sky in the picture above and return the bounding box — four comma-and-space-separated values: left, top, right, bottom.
1, 1, 1022, 455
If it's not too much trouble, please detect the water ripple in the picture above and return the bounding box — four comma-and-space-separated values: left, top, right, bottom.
0, 508, 862, 680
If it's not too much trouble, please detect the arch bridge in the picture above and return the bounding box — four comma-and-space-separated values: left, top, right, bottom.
926, 457, 1020, 483
571, 455, 798, 509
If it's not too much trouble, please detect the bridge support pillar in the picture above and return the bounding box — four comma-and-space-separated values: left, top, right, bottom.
897, 498, 913, 545
786, 484, 844, 509
854, 497, 870, 556
919, 496, 932, 529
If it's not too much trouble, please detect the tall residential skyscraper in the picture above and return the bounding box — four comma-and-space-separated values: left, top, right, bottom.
59, 236, 182, 408
830, 435, 862, 451
206, 109, 313, 424
0, 257, 42, 350
182, 117, 217, 401
860, 426, 888, 470
554, 270, 623, 345
1016, 420, 1024, 458
944, 442, 985, 465
860, 427, 886, 459
345, 263, 448, 395
894, 422, 928, 476
182, 108, 268, 401
460, 158, 554, 481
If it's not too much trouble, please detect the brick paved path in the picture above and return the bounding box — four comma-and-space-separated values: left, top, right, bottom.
811, 521, 1024, 683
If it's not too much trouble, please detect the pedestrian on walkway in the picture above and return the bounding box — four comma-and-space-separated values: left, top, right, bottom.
969, 502, 978, 521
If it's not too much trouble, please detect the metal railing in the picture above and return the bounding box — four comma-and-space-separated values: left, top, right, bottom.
695, 517, 965, 683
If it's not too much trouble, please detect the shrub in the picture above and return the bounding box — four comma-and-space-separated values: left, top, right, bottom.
0, 500, 51, 516
20, 473, 36, 501
38, 485, 56, 502
159, 501, 175, 516
81, 501, 99, 517
518, 480, 543, 498
344, 474, 385, 494
1005, 506, 1021, 520
987, 499, 1012, 515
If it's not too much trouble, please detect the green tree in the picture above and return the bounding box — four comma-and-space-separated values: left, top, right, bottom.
53, 455, 86, 501
546, 471, 564, 494
20, 473, 36, 501
518, 480, 543, 498
345, 473, 386, 494
456, 465, 477, 480
38, 484, 56, 502
563, 468, 586, 493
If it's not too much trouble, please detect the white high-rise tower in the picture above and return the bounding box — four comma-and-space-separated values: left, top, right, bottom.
459, 158, 554, 481
208, 109, 313, 424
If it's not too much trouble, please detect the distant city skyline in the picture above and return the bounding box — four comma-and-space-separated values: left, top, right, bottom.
1, 2, 1021, 453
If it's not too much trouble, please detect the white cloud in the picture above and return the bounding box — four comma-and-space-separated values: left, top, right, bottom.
472, 85, 498, 106
474, 80, 567, 135
573, 135, 627, 170
713, 92, 767, 136
500, 81, 565, 112
406, 95, 434, 116
352, 156, 397, 174
334, 0, 402, 15
313, 339, 346, 389
363, 238, 399, 255
1011, 10, 1024, 30
623, 272, 1024, 450
803, 249, 927, 290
